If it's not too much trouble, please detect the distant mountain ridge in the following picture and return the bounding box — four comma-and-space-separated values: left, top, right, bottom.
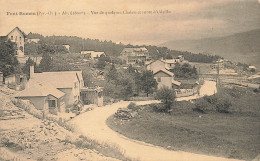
161, 29, 260, 68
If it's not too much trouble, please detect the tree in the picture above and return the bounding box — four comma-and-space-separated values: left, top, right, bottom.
96, 55, 107, 70
0, 40, 20, 77
23, 58, 36, 79
39, 53, 53, 72
155, 87, 176, 112
37, 43, 55, 55
140, 70, 158, 96
106, 64, 118, 82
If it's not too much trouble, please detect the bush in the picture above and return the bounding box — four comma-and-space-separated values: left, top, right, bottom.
203, 95, 218, 104
193, 99, 209, 113
215, 98, 232, 113
127, 102, 137, 110
155, 87, 176, 113
150, 103, 167, 112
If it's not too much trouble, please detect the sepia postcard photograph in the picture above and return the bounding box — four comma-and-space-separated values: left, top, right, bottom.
0, 0, 260, 161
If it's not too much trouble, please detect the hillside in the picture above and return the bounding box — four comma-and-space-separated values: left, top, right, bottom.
161, 29, 260, 68
25, 33, 221, 63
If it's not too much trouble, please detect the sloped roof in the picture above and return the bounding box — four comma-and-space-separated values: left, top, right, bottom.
31, 71, 82, 89
91, 51, 105, 58
164, 59, 178, 64
76, 71, 83, 82
172, 80, 181, 86
153, 69, 174, 77
15, 82, 65, 98
7, 27, 27, 38
146, 59, 165, 66
121, 47, 148, 53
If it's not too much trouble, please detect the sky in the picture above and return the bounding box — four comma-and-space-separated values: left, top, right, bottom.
0, 0, 260, 45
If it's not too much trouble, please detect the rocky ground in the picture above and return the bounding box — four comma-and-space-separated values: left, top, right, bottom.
0, 86, 121, 161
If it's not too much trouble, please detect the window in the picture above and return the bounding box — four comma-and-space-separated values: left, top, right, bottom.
48, 100, 56, 108
157, 77, 161, 82
20, 36, 21, 40
11, 36, 13, 40
74, 82, 78, 88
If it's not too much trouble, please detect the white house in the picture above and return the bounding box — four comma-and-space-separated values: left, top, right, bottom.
0, 27, 26, 57
81, 51, 106, 59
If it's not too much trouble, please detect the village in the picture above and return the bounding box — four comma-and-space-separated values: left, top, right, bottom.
0, 26, 260, 161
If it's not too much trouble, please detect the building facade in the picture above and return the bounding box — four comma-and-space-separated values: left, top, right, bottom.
120, 47, 150, 65
1, 27, 26, 57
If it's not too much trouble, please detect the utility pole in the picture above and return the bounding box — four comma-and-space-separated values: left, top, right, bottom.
216, 61, 220, 87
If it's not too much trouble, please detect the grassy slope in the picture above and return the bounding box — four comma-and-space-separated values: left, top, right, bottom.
107, 87, 260, 160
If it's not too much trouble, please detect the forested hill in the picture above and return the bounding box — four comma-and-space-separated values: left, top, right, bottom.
27, 32, 125, 57
161, 28, 260, 67
26, 32, 221, 63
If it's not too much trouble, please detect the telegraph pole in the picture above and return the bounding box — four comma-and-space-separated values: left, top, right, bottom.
216, 61, 220, 87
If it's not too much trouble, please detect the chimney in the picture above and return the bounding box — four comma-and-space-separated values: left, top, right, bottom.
30, 65, 34, 79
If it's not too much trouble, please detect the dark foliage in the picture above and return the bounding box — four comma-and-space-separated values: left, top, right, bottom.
155, 87, 176, 113
0, 40, 20, 77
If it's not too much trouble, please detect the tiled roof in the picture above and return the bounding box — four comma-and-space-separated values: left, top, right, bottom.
31, 71, 82, 89
153, 69, 174, 77
172, 80, 181, 86
15, 82, 65, 98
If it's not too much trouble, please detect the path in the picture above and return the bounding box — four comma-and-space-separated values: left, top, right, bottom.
176, 80, 216, 101
69, 81, 241, 161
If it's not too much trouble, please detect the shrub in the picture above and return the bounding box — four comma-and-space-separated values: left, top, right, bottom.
150, 103, 167, 112
193, 99, 209, 113
203, 95, 218, 104
215, 98, 232, 113
155, 87, 176, 113
127, 102, 137, 110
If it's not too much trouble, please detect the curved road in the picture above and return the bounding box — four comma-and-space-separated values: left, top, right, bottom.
69, 81, 241, 161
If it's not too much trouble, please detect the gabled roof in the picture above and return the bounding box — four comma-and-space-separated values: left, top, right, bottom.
7, 27, 27, 38
90, 51, 105, 58
121, 47, 148, 53
153, 69, 174, 77
31, 71, 82, 89
172, 80, 181, 86
146, 59, 165, 66
15, 82, 65, 98
164, 59, 178, 64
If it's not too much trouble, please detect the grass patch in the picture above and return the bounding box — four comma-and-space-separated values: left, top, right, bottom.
71, 135, 134, 161
107, 87, 260, 160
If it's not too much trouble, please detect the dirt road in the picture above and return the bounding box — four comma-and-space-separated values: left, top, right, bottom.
69, 81, 241, 161
176, 80, 217, 101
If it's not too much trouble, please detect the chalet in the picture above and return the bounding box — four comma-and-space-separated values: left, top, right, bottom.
81, 51, 106, 60
81, 87, 103, 107
146, 59, 166, 73
15, 66, 103, 115
147, 55, 186, 71
120, 47, 150, 65
0, 27, 26, 57
28, 69, 83, 106
15, 82, 66, 115
27, 38, 40, 43
153, 69, 175, 89
62, 45, 70, 51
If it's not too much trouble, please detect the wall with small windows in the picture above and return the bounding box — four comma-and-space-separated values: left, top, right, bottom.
154, 71, 173, 89
7, 28, 25, 57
